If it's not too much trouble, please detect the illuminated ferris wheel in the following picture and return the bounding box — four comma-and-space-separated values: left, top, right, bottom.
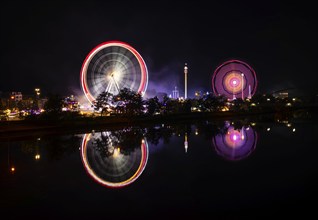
80, 41, 148, 104
212, 60, 257, 100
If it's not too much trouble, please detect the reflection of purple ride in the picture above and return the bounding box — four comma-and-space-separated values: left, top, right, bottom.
81, 132, 148, 188
212, 59, 257, 100
212, 122, 257, 161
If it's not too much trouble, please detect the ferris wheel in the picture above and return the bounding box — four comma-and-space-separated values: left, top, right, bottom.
80, 41, 148, 104
212, 59, 257, 100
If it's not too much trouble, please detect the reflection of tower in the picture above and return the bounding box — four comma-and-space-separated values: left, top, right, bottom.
172, 86, 179, 99
248, 85, 252, 99
184, 132, 188, 153
184, 63, 188, 99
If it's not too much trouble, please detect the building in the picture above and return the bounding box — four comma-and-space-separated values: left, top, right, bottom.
273, 92, 288, 99
11, 92, 23, 102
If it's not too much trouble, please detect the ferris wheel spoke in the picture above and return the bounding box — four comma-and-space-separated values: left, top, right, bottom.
105, 81, 114, 93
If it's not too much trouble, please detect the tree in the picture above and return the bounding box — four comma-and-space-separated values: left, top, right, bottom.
0, 99, 3, 110
44, 94, 63, 114
113, 88, 145, 116
146, 96, 161, 115
93, 92, 113, 116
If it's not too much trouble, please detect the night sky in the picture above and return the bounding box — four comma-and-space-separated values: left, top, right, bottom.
1, 0, 317, 98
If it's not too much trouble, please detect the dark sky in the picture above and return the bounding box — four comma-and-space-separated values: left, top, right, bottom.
1, 0, 317, 98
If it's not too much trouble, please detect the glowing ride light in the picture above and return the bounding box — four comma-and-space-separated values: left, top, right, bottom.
80, 41, 148, 105
212, 60, 257, 100
81, 133, 149, 188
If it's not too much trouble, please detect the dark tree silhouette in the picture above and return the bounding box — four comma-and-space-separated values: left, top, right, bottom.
113, 88, 145, 116
93, 91, 113, 116
44, 94, 63, 114
146, 96, 161, 115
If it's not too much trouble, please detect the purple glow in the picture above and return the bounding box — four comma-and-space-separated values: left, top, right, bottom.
212, 123, 257, 161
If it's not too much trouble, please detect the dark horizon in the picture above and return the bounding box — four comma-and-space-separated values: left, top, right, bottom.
1, 1, 317, 98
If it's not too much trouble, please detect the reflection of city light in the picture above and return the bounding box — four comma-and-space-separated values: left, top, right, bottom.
241, 135, 245, 140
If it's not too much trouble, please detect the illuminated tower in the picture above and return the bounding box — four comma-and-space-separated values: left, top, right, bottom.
184, 63, 188, 99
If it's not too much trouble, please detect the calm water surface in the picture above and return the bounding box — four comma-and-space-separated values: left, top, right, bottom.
0, 118, 316, 218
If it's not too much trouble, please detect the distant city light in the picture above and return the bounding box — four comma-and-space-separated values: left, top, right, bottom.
195, 129, 199, 135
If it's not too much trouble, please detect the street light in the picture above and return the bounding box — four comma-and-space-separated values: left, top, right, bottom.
241, 73, 244, 100
35, 88, 40, 96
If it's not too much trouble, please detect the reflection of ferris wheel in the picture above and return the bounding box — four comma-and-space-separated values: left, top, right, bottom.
212, 122, 257, 161
80, 41, 148, 104
81, 132, 148, 188
212, 60, 257, 100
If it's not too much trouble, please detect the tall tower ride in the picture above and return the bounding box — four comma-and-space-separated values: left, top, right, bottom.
184, 63, 188, 99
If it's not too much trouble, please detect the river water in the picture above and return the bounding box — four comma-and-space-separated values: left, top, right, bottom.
0, 117, 316, 218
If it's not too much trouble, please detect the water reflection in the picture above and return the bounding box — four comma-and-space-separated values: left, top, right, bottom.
212, 121, 257, 161
80, 129, 148, 188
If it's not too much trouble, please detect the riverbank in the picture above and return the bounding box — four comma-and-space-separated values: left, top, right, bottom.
0, 106, 316, 141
